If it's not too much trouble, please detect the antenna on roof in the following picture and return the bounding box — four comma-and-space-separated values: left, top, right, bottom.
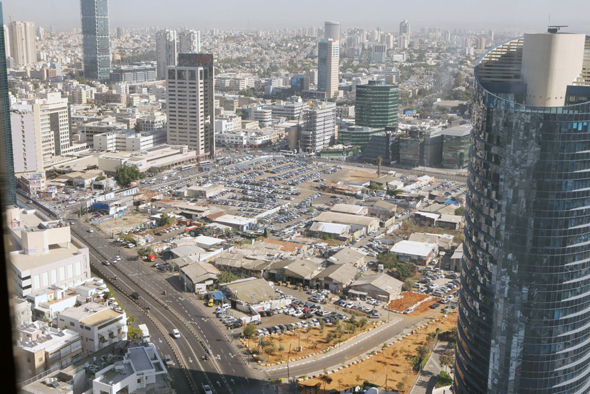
548, 25, 568, 34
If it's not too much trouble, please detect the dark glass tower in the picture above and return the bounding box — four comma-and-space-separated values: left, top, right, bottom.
0, 2, 16, 206
456, 32, 590, 393
355, 80, 398, 129
80, 0, 111, 81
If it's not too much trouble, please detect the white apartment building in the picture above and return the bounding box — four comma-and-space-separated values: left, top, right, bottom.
92, 345, 167, 394
10, 109, 44, 174
16, 322, 82, 379
93, 130, 167, 152
137, 111, 166, 131
299, 102, 337, 152
179, 29, 201, 53
6, 207, 91, 297
72, 87, 87, 104
167, 53, 215, 158
156, 29, 178, 80
57, 302, 127, 353
252, 107, 272, 127
10, 21, 36, 66
264, 100, 304, 119
80, 118, 128, 147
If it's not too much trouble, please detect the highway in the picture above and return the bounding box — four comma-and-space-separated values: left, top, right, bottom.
18, 196, 272, 394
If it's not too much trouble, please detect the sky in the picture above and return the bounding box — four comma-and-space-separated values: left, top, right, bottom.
2, 0, 590, 33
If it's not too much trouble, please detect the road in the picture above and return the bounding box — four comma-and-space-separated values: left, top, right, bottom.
410, 341, 453, 394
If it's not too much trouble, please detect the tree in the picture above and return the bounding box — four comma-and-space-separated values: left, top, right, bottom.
264, 342, 277, 355
238, 88, 255, 97
127, 314, 136, 324
394, 263, 413, 281
263, 227, 269, 238
397, 381, 406, 393
95, 175, 106, 182
115, 163, 142, 186
319, 319, 326, 333
439, 349, 455, 372
243, 324, 257, 339
217, 270, 239, 284
147, 166, 161, 174
370, 368, 378, 382
127, 326, 143, 340
402, 279, 415, 292
103, 290, 113, 300
455, 206, 466, 216
416, 345, 429, 362
320, 375, 333, 391
377, 252, 399, 270
137, 247, 153, 257
134, 122, 141, 133
159, 213, 176, 227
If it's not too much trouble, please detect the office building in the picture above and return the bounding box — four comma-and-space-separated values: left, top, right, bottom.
299, 102, 336, 152
166, 53, 215, 158
440, 124, 471, 169
6, 207, 91, 297
80, 0, 111, 81
455, 31, 590, 393
0, 2, 15, 206
338, 125, 385, 149
110, 62, 156, 83
30, 92, 71, 165
3, 23, 9, 59
399, 20, 410, 38
179, 29, 201, 53
318, 38, 339, 98
325, 21, 340, 41
372, 44, 387, 63
10, 109, 43, 174
10, 21, 36, 66
156, 29, 177, 80
355, 80, 398, 128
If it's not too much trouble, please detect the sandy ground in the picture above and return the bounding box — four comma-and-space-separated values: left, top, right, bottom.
339, 169, 380, 183
299, 313, 459, 394
245, 321, 377, 365
94, 212, 151, 237
386, 293, 430, 313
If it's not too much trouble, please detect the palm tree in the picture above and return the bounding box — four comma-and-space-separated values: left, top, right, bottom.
320, 375, 333, 392
371, 368, 378, 382
377, 156, 383, 177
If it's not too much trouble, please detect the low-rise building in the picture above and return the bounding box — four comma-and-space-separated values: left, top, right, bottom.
349, 273, 403, 302
186, 184, 224, 198
313, 211, 380, 235
308, 221, 351, 240
390, 240, 438, 265
56, 302, 127, 352
268, 259, 322, 287
313, 263, 358, 292
16, 322, 82, 379
450, 244, 463, 272
328, 247, 366, 268
179, 261, 220, 293
98, 145, 197, 175
437, 214, 464, 230
12, 297, 33, 327
221, 277, 288, 314
364, 200, 397, 221
331, 203, 368, 216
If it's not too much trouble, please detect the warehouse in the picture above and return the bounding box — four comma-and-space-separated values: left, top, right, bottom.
349, 273, 403, 302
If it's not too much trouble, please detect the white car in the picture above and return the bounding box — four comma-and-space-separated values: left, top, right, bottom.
203, 384, 213, 394
171, 329, 181, 339
403, 307, 414, 314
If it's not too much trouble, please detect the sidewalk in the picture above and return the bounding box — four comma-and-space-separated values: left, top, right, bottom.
410, 341, 453, 394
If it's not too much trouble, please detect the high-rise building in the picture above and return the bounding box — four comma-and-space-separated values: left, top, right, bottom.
299, 102, 336, 153
10, 109, 43, 174
37, 26, 44, 40
179, 30, 201, 54
156, 29, 177, 80
355, 80, 398, 129
325, 21, 340, 41
455, 30, 590, 393
2, 23, 9, 59
116, 26, 123, 39
10, 21, 36, 66
318, 38, 339, 98
80, 0, 111, 81
399, 20, 410, 38
166, 53, 215, 158
0, 3, 15, 206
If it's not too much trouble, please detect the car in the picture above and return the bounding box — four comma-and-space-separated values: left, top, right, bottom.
131, 292, 140, 299
171, 329, 181, 339
203, 384, 213, 394
164, 354, 173, 366
369, 312, 380, 318
102, 260, 110, 265
403, 307, 414, 314
430, 303, 440, 309
87, 229, 94, 233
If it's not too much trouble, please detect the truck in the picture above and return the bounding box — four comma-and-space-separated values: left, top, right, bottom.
138, 324, 150, 342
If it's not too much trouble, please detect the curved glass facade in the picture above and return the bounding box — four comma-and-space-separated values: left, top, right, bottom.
455, 41, 590, 393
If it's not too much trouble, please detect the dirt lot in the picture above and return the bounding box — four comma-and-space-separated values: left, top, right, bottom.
386, 292, 430, 313
299, 312, 458, 393
245, 319, 377, 365
94, 212, 151, 237
339, 169, 380, 183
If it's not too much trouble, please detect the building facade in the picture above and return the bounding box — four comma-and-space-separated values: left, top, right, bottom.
166, 53, 215, 158
179, 30, 201, 54
355, 80, 398, 128
10, 21, 36, 66
10, 109, 43, 174
0, 2, 16, 206
455, 32, 590, 394
299, 102, 336, 152
156, 29, 177, 80
80, 0, 111, 81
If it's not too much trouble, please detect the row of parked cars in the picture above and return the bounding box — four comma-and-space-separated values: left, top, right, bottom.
334, 299, 381, 318
255, 313, 350, 337
214, 304, 250, 329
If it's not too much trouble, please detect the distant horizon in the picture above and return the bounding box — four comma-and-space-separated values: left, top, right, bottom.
2, 0, 588, 34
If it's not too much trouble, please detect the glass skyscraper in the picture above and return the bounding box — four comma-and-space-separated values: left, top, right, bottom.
0, 2, 16, 207
80, 0, 111, 81
355, 80, 398, 128
456, 31, 590, 393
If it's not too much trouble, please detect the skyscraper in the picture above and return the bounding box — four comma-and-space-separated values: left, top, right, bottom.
156, 29, 177, 80
80, 0, 111, 81
399, 20, 410, 38
179, 30, 201, 54
0, 2, 16, 206
355, 80, 398, 129
455, 30, 590, 393
325, 21, 340, 41
299, 102, 336, 153
166, 53, 215, 159
10, 21, 36, 66
318, 38, 339, 99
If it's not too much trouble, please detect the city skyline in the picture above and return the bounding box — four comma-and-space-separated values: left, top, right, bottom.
3, 0, 589, 32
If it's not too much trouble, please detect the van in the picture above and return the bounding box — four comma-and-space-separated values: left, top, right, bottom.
207, 298, 214, 307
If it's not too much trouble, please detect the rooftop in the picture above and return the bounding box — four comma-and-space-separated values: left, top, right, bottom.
391, 240, 437, 257
59, 302, 123, 326
331, 203, 366, 215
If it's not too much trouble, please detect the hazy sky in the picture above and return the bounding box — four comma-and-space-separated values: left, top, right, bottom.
2, 0, 589, 32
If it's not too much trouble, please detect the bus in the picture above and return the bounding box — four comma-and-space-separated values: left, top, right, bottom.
138, 324, 150, 342
179, 165, 192, 171
198, 160, 211, 166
